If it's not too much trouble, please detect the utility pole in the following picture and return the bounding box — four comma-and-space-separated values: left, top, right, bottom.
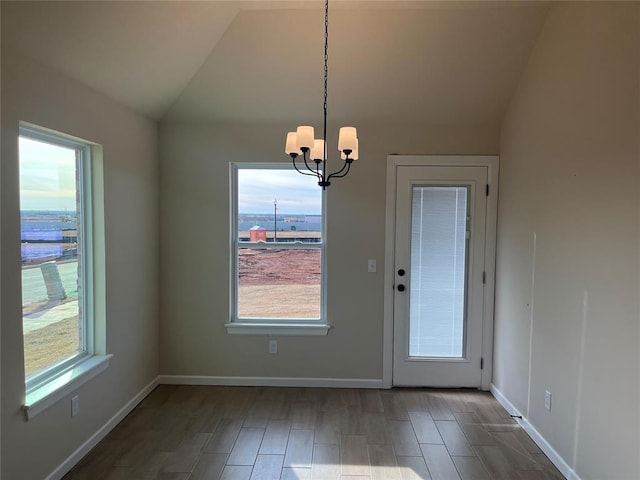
274, 198, 277, 243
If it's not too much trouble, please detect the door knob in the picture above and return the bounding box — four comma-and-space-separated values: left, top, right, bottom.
397, 284, 406, 292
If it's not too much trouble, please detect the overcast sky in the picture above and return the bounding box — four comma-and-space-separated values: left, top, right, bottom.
19, 137, 323, 215
19, 137, 77, 211
238, 168, 322, 215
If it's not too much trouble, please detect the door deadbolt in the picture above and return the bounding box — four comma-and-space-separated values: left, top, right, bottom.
398, 269, 405, 276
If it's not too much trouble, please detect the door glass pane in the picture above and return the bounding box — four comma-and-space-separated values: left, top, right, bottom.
409, 186, 468, 358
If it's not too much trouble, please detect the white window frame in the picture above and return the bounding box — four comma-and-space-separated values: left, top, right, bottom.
20, 123, 111, 420
225, 163, 330, 336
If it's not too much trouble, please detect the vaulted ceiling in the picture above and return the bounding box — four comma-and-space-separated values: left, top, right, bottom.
2, 1, 550, 125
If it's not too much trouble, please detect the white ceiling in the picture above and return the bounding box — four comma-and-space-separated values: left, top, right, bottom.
2, 1, 550, 125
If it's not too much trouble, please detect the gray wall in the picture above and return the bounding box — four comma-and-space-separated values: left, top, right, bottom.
494, 3, 639, 478
159, 123, 498, 379
0, 49, 160, 479
4, 2, 639, 479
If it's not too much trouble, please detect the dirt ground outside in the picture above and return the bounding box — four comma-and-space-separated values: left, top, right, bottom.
239, 284, 321, 318
238, 248, 321, 318
24, 316, 79, 377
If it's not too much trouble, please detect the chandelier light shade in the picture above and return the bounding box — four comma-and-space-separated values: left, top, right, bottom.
284, 0, 359, 189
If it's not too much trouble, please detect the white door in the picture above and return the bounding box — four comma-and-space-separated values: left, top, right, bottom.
392, 165, 488, 387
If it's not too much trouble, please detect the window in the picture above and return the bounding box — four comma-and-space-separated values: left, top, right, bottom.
20, 124, 108, 419
226, 164, 329, 335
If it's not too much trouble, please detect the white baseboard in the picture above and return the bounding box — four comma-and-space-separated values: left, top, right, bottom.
46, 376, 160, 480
490, 384, 581, 480
158, 375, 384, 389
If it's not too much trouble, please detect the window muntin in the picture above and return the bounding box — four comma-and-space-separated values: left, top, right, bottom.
19, 126, 94, 392
232, 165, 324, 323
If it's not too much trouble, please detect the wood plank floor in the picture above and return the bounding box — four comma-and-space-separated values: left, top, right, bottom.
63, 386, 564, 480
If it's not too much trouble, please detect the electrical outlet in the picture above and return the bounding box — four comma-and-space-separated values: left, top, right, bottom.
269, 340, 278, 354
71, 395, 80, 417
544, 390, 551, 411
367, 259, 377, 273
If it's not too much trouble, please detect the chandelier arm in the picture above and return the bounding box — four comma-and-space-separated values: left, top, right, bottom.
292, 155, 322, 178
328, 164, 351, 180
327, 164, 351, 180
327, 160, 352, 180
303, 154, 323, 180
313, 157, 322, 178
292, 161, 320, 178
326, 158, 350, 178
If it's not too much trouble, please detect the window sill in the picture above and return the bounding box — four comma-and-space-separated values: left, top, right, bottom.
225, 322, 331, 336
23, 354, 113, 421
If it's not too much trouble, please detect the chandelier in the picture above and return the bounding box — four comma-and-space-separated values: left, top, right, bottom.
284, 0, 359, 189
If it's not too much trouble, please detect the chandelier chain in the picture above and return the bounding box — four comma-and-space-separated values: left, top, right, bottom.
323, 0, 328, 162
324, 0, 328, 112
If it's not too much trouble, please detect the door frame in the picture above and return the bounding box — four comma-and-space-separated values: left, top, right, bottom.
383, 155, 499, 390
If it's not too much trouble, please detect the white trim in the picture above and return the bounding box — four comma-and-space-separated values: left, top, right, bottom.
526, 232, 537, 418
382, 156, 397, 389
45, 376, 159, 480
159, 375, 384, 389
224, 322, 331, 336
383, 155, 499, 390
480, 157, 499, 391
490, 384, 581, 480
24, 354, 113, 421
229, 163, 327, 327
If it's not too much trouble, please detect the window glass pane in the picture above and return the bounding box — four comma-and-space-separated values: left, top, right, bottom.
235, 166, 323, 321
19, 136, 83, 378
238, 248, 321, 319
409, 186, 468, 358
237, 169, 322, 243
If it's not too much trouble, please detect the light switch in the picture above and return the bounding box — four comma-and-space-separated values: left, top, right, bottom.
368, 259, 377, 273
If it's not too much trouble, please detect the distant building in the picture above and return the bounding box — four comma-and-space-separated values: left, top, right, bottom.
238, 213, 321, 233
249, 225, 267, 242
